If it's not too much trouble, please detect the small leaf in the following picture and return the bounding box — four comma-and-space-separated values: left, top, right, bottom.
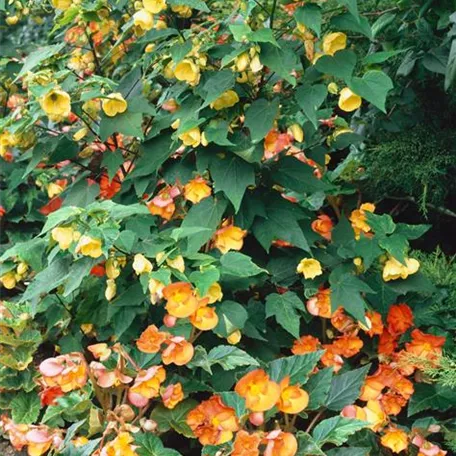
214, 301, 249, 337
218, 392, 247, 418
207, 346, 260, 370
11, 392, 41, 424
296, 83, 327, 128
150, 400, 198, 437
294, 4, 322, 37
314, 50, 357, 82
268, 351, 324, 383
244, 98, 280, 143
265, 291, 305, 338
312, 416, 367, 446
220, 252, 266, 277
136, 433, 183, 456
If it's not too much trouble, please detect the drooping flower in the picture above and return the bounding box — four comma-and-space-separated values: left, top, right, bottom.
349, 203, 375, 239
40, 88, 71, 121
277, 377, 309, 414
306, 287, 331, 318
161, 336, 194, 365
102, 93, 128, 117
292, 335, 320, 355
161, 382, 184, 409
263, 429, 298, 456
143, 0, 167, 14
330, 307, 355, 333
133, 9, 154, 30
235, 369, 281, 412
383, 257, 420, 282
147, 185, 180, 221
205, 282, 223, 304
186, 395, 239, 445
311, 214, 333, 240
321, 344, 344, 372
342, 400, 387, 432
75, 235, 103, 258
149, 277, 165, 304
332, 334, 364, 358
178, 126, 204, 147
232, 430, 261, 456
128, 366, 166, 407
51, 226, 78, 251
213, 220, 247, 254
378, 328, 398, 355
90, 362, 133, 388
297, 258, 323, 280
381, 428, 409, 453
87, 343, 112, 361
39, 353, 88, 393
163, 282, 200, 318
174, 59, 200, 85
338, 88, 362, 112
39, 386, 64, 406
189, 303, 219, 330
405, 329, 446, 364
184, 176, 212, 204
322, 32, 347, 56
132, 253, 153, 275
136, 325, 168, 353
210, 90, 239, 110
101, 432, 138, 456
387, 303, 414, 335
99, 172, 122, 200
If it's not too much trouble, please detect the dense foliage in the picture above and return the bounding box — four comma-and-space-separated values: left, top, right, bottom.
0, 0, 455, 455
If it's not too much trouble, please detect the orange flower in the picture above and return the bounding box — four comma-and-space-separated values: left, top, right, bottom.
378, 329, 398, 355
321, 344, 344, 372
306, 287, 331, 318
263, 430, 298, 456
405, 329, 446, 363
332, 334, 363, 358
264, 128, 292, 159
359, 377, 385, 401
349, 202, 375, 239
90, 361, 133, 388
381, 392, 407, 416
186, 395, 239, 445
136, 325, 169, 353
39, 353, 88, 393
330, 307, 355, 333
163, 282, 200, 318
292, 335, 320, 355
366, 311, 384, 337
184, 176, 212, 204
311, 214, 333, 240
128, 366, 166, 407
161, 382, 184, 409
162, 336, 194, 365
381, 428, 408, 453
147, 185, 180, 221
189, 303, 219, 330
101, 432, 138, 456
39, 386, 64, 406
342, 400, 387, 432
277, 377, 309, 414
387, 303, 414, 336
87, 343, 111, 361
392, 375, 414, 400
214, 220, 247, 254
99, 171, 122, 199
235, 369, 281, 412
232, 430, 261, 456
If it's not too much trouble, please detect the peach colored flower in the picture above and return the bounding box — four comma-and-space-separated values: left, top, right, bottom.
163, 282, 200, 318
213, 220, 247, 254
184, 177, 212, 204
90, 362, 133, 388
136, 325, 169, 353
128, 366, 166, 407
147, 186, 180, 221
381, 428, 408, 453
277, 377, 309, 414
161, 382, 184, 409
162, 336, 194, 365
263, 430, 298, 456
306, 287, 331, 318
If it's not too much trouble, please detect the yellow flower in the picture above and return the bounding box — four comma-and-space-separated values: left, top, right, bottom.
174, 59, 200, 85
73, 127, 88, 141
40, 88, 71, 121
155, 19, 168, 30
171, 5, 192, 17
102, 432, 138, 456
349, 202, 375, 239
214, 222, 247, 254
210, 90, 239, 110
105, 258, 121, 279
322, 32, 347, 56
51, 0, 72, 9
297, 258, 323, 280
0, 271, 16, 290
102, 93, 128, 117
380, 428, 408, 454
6, 15, 19, 25
52, 226, 76, 250
338, 87, 362, 112
178, 127, 202, 147
143, 0, 166, 14
227, 330, 242, 345
287, 124, 304, 142
76, 235, 103, 258
206, 282, 223, 304
328, 82, 339, 94
184, 177, 212, 204
167, 255, 185, 273
145, 43, 155, 53
133, 9, 154, 31
105, 279, 117, 301
383, 257, 420, 282
47, 181, 65, 198
133, 253, 153, 275
16, 262, 28, 276
235, 52, 250, 72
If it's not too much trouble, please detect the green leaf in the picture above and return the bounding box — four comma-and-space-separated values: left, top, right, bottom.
268, 351, 324, 383
150, 400, 198, 437
136, 432, 183, 456
259, 42, 299, 85
102, 150, 125, 180
296, 432, 325, 456
167, 0, 209, 12
0, 238, 46, 271
349, 71, 393, 113
365, 212, 396, 236
265, 291, 305, 338
296, 83, 327, 128
189, 267, 220, 296
363, 49, 408, 65
326, 448, 370, 456
208, 346, 259, 370
329, 270, 375, 321
201, 70, 236, 107
378, 234, 408, 264
40, 206, 83, 234
312, 416, 367, 446
15, 43, 65, 80
325, 365, 371, 411
60, 439, 102, 456
99, 111, 144, 140
331, 13, 372, 39
394, 223, 430, 240
306, 368, 333, 410
445, 39, 456, 91
314, 50, 356, 82
62, 257, 96, 297
214, 301, 249, 337
244, 98, 280, 143
408, 383, 456, 416
204, 120, 234, 146
210, 153, 255, 212
11, 392, 41, 424
294, 4, 322, 37
371, 12, 396, 37
218, 392, 247, 418
339, 0, 359, 19
220, 252, 266, 277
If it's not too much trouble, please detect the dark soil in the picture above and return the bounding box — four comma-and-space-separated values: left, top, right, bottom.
0, 439, 26, 455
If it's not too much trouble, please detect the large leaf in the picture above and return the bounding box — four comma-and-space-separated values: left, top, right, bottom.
214, 301, 249, 337
312, 416, 367, 446
268, 351, 323, 383
244, 98, 280, 143
220, 252, 266, 277
11, 392, 41, 424
306, 368, 333, 410
99, 111, 144, 140
150, 400, 198, 437
207, 346, 260, 370
314, 51, 357, 82
259, 42, 299, 85
408, 383, 456, 416
296, 432, 325, 456
200, 70, 236, 107
325, 365, 371, 411
296, 83, 327, 127
294, 4, 322, 37
210, 153, 255, 212
15, 43, 65, 80
265, 291, 305, 338
136, 433, 183, 456
331, 13, 372, 39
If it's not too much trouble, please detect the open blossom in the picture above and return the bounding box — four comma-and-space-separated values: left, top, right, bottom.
321, 344, 344, 372
338, 87, 362, 112
204, 282, 223, 304
264, 128, 292, 159
405, 329, 446, 363
213, 220, 247, 254
387, 303, 414, 335
75, 235, 103, 258
365, 311, 384, 337
210, 90, 239, 110
263, 430, 298, 456
183, 176, 212, 204
383, 257, 420, 282
136, 324, 169, 353
147, 185, 180, 220
163, 282, 200, 318
306, 287, 331, 318
101, 432, 138, 456
378, 328, 398, 355
332, 334, 364, 358
292, 335, 320, 355
232, 430, 261, 456
99, 171, 122, 200
277, 377, 309, 414
331, 307, 355, 333
162, 336, 194, 365
161, 382, 184, 409
311, 214, 334, 240
412, 435, 447, 456
39, 386, 64, 406
51, 226, 79, 250
149, 277, 165, 304
132, 253, 153, 275
235, 369, 281, 412
90, 362, 133, 388
189, 303, 218, 330
342, 399, 387, 432
381, 428, 408, 453
297, 258, 323, 280
102, 93, 128, 117
187, 395, 239, 445
128, 366, 166, 407
40, 88, 71, 121
349, 203, 375, 239
39, 353, 88, 393
87, 343, 112, 361
322, 32, 347, 56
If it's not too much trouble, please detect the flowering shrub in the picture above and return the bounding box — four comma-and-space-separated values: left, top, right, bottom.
0, 0, 455, 455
